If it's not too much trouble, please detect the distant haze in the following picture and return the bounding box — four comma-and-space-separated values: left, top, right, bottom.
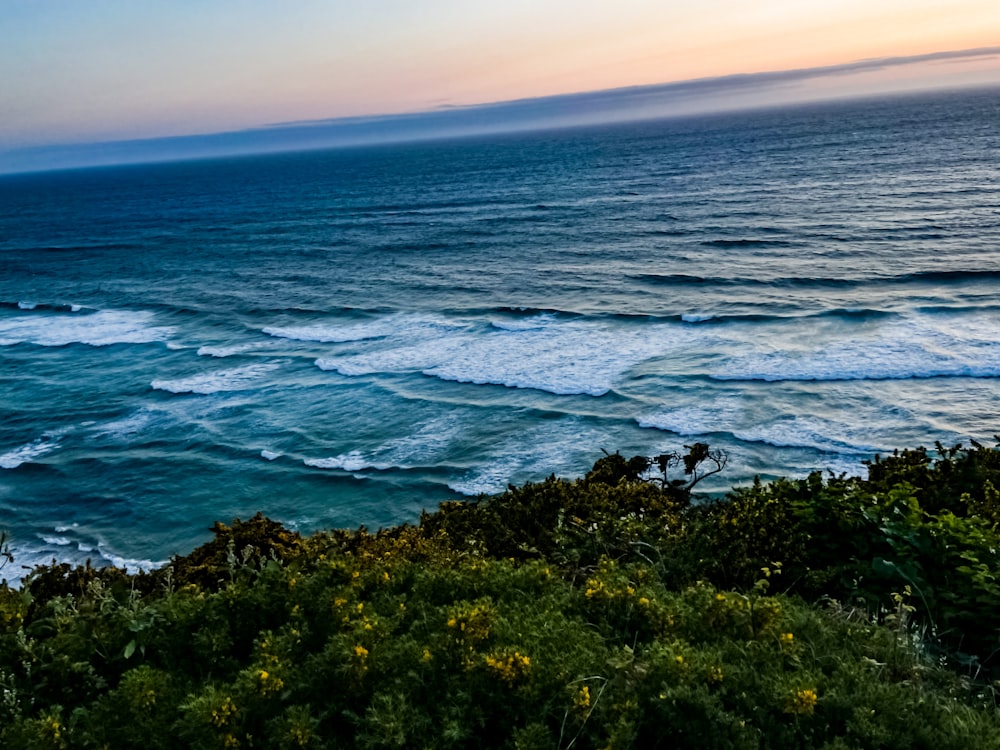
2, 0, 1000, 174
1, 47, 998, 175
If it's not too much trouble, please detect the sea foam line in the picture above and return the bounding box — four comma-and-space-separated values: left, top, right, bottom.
311, 313, 711, 397
152, 362, 283, 394
0, 438, 58, 469
0, 309, 173, 347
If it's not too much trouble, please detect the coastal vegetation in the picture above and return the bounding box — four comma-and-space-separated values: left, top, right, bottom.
3, 441, 1000, 748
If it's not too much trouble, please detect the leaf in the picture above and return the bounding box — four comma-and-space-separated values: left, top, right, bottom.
124, 639, 136, 660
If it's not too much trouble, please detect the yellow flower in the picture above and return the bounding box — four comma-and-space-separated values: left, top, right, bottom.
785, 688, 818, 715
212, 697, 237, 727
421, 648, 433, 663
353, 645, 369, 659
638, 597, 651, 607
485, 650, 531, 685
781, 632, 794, 643
258, 669, 285, 695
574, 685, 591, 713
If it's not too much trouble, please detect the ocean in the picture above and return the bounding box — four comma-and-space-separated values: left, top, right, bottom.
1, 87, 999, 585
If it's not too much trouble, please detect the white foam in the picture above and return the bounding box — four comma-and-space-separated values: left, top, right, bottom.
315, 313, 709, 397
40, 535, 72, 546
0, 438, 57, 469
152, 362, 282, 394
70, 304, 83, 312
640, 400, 887, 455
305, 451, 377, 472
260, 449, 281, 461
448, 417, 612, 496
197, 342, 266, 358
3, 529, 163, 588
681, 313, 716, 323
490, 314, 558, 331
96, 544, 166, 574
449, 455, 522, 496
818, 456, 869, 478
0, 309, 173, 347
713, 345, 1000, 382
732, 417, 884, 455
711, 317, 1000, 382
638, 398, 746, 436
17, 301, 37, 310
90, 410, 158, 441
263, 314, 457, 344
304, 415, 462, 473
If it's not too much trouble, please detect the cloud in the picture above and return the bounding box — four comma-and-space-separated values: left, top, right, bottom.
2, 46, 998, 175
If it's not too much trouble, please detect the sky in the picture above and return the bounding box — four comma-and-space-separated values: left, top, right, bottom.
2, 0, 1000, 172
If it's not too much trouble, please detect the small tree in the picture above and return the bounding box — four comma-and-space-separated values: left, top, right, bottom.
0, 529, 12, 581
649, 442, 728, 494
586, 443, 728, 505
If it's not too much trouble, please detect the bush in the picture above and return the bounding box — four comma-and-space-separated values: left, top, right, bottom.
3, 441, 1000, 747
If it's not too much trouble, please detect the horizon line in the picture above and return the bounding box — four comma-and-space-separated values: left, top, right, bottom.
2, 45, 998, 176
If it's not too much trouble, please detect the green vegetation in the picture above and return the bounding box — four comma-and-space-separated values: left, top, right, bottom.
3, 441, 1000, 748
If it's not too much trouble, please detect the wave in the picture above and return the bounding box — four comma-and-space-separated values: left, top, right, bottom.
304, 415, 462, 474
711, 336, 1000, 383
702, 238, 798, 249
263, 314, 467, 344
0, 309, 174, 347
633, 273, 714, 286
899, 270, 1000, 284
313, 313, 711, 397
305, 451, 384, 472
489, 305, 570, 317
489, 314, 562, 332
730, 420, 884, 455
675, 308, 896, 325
197, 342, 275, 358
3, 539, 165, 588
633, 269, 1000, 290
25, 242, 141, 253
89, 411, 159, 442
0, 300, 86, 313
151, 362, 282, 394
298, 306, 1000, 392
7, 527, 166, 587
638, 405, 886, 455
448, 417, 615, 496
0, 438, 58, 469
637, 400, 745, 438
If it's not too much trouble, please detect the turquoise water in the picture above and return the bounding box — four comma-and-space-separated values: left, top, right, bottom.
2, 87, 1000, 583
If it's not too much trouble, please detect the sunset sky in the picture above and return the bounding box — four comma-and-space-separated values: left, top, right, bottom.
2, 0, 999, 169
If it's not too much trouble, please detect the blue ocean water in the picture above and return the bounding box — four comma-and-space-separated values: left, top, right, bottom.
1, 87, 999, 583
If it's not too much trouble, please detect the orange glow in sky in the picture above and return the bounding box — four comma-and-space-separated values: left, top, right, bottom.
1, 0, 999, 149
